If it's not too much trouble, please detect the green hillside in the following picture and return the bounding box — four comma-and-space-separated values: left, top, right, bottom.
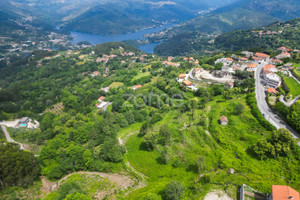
0, 43, 300, 200
155, 0, 300, 56
214, 18, 300, 51
155, 18, 300, 56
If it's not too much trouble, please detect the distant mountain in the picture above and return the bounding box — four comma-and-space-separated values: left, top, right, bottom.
155, 0, 300, 56
171, 0, 300, 34
60, 0, 238, 36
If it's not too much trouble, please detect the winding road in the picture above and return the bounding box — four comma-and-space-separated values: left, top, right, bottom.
254, 62, 300, 141
1, 125, 24, 150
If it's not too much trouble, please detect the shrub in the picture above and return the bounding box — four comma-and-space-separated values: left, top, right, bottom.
246, 93, 275, 131
165, 181, 185, 200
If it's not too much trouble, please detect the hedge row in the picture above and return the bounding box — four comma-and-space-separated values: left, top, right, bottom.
246, 93, 275, 131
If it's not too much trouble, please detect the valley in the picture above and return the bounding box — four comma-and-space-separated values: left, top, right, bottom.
0, 0, 300, 200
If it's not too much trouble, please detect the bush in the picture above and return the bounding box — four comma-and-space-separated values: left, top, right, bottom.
165, 181, 185, 200
142, 133, 157, 151
246, 93, 275, 131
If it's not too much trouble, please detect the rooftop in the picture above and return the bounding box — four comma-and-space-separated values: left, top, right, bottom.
272, 185, 300, 200
220, 116, 228, 122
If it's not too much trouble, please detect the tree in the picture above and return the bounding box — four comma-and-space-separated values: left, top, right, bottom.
125, 111, 135, 124
159, 124, 171, 145
215, 62, 223, 70
142, 133, 157, 151
234, 103, 245, 115
165, 181, 185, 200
0, 143, 40, 188
139, 121, 150, 137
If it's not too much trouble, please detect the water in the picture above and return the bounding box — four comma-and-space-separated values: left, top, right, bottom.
70, 24, 174, 53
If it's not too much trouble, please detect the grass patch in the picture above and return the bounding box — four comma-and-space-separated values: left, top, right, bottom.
283, 77, 300, 97
0, 179, 43, 200
46, 174, 113, 199
109, 82, 124, 88
132, 71, 151, 81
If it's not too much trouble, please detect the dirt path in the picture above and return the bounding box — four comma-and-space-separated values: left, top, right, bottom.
204, 190, 233, 200
118, 131, 148, 195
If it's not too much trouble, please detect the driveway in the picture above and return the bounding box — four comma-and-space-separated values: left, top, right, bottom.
1, 125, 24, 150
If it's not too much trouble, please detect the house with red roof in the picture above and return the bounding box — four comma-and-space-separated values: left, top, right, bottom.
98, 96, 106, 102
183, 80, 192, 86
267, 88, 277, 94
220, 116, 228, 125
247, 63, 257, 72
254, 52, 270, 61
268, 185, 299, 200
132, 85, 142, 90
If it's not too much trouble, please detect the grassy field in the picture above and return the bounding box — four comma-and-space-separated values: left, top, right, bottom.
109, 82, 124, 88
132, 71, 151, 81
45, 174, 113, 199
120, 96, 300, 199
293, 67, 300, 79
292, 63, 300, 68
283, 77, 300, 97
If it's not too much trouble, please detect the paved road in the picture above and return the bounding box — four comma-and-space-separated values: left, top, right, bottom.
279, 95, 299, 107
1, 125, 24, 150
255, 62, 300, 141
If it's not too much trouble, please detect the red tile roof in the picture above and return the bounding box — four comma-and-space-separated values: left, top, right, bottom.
98, 96, 106, 101
267, 88, 277, 94
134, 85, 143, 89
183, 80, 192, 86
220, 116, 228, 122
248, 63, 257, 68
253, 56, 264, 61
264, 64, 276, 71
179, 74, 186, 79
272, 185, 300, 200
255, 52, 270, 58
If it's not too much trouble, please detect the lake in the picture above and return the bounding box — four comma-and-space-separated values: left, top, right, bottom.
70, 24, 173, 53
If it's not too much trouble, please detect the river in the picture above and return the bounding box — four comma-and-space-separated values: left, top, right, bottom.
70, 24, 173, 53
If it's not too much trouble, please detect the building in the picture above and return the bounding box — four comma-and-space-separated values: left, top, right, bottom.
183, 80, 193, 86
226, 81, 234, 89
276, 52, 291, 59
132, 85, 143, 90
19, 117, 29, 127
247, 63, 257, 72
239, 57, 248, 62
162, 61, 180, 67
101, 87, 110, 93
241, 51, 254, 58
220, 116, 228, 125
270, 59, 283, 65
215, 57, 233, 66
268, 185, 299, 200
252, 56, 265, 63
267, 88, 277, 95
263, 72, 281, 88
178, 74, 186, 82
91, 71, 101, 77
254, 52, 270, 61
98, 96, 106, 102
